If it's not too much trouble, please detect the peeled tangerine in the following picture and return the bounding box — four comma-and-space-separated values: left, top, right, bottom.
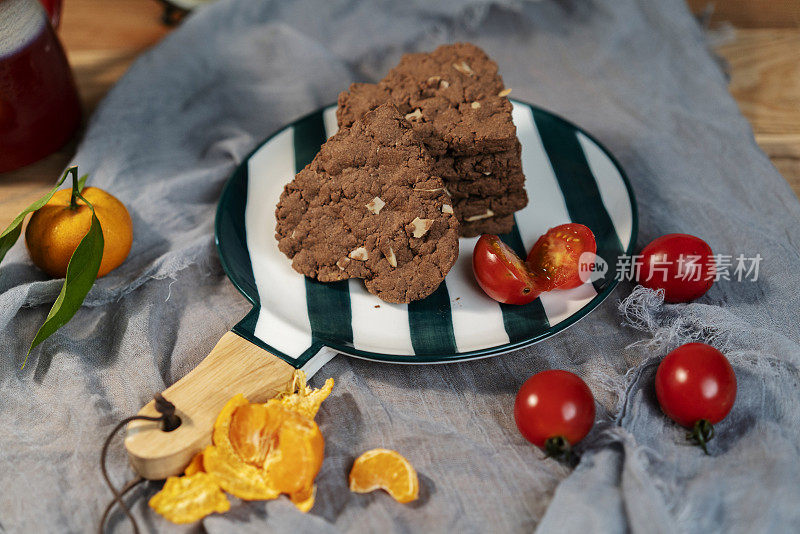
349, 448, 419, 503
149, 371, 333, 523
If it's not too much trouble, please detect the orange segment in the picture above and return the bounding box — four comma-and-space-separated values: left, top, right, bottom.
149, 472, 229, 524
349, 448, 419, 503
264, 401, 325, 495
229, 402, 284, 467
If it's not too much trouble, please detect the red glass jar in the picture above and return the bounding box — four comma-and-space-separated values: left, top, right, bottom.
0, 0, 81, 173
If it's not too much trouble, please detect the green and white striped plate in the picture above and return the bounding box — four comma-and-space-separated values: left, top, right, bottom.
215, 100, 637, 373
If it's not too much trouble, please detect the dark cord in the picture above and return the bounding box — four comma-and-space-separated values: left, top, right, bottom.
98, 394, 181, 534
99, 476, 144, 532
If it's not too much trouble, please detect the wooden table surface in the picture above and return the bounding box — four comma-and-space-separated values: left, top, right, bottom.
1, 0, 798, 229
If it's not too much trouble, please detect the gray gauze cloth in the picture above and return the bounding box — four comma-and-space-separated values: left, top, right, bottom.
1, 0, 799, 532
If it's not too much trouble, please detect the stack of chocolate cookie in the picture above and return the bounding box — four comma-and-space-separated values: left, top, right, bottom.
337, 42, 526, 237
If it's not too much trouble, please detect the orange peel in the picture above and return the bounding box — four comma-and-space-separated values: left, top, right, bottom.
149, 472, 230, 524
184, 451, 205, 476
349, 448, 419, 503
203, 444, 278, 501
289, 484, 317, 513
276, 372, 334, 419
151, 372, 332, 524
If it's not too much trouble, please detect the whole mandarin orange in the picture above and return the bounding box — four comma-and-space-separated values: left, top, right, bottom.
25, 186, 132, 278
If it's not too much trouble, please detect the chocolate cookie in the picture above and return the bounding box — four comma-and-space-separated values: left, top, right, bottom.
443, 170, 526, 199
432, 141, 522, 182
275, 103, 459, 304
337, 82, 390, 129
337, 43, 518, 156
452, 189, 529, 221
459, 214, 516, 238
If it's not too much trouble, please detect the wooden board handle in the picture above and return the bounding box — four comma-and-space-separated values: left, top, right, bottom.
124, 331, 296, 480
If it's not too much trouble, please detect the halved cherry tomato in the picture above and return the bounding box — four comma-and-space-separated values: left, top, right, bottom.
638, 233, 715, 303
526, 224, 597, 290
655, 342, 736, 453
473, 235, 545, 305
514, 370, 596, 458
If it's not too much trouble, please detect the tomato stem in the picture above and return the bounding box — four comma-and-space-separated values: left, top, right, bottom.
687, 419, 714, 455
544, 436, 577, 464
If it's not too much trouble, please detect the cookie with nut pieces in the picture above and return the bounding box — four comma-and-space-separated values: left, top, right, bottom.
275, 103, 459, 304
337, 42, 518, 156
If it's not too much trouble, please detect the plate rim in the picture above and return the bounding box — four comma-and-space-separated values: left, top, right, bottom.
215, 99, 639, 364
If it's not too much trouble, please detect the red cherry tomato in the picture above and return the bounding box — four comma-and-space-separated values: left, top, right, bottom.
526, 223, 597, 290
656, 343, 736, 427
514, 370, 596, 456
655, 343, 736, 453
473, 234, 545, 305
638, 233, 715, 303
